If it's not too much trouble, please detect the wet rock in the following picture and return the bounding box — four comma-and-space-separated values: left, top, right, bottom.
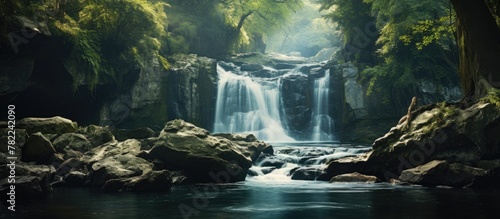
17, 116, 77, 134
291, 167, 325, 180
399, 160, 487, 187
281, 74, 311, 138
102, 170, 172, 192
241, 63, 264, 71
22, 132, 56, 164
330, 172, 380, 183
258, 156, 286, 168
274, 63, 296, 69
318, 152, 372, 181
64, 171, 87, 186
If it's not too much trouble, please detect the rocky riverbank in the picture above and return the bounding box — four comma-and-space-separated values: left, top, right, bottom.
318, 98, 500, 188
0, 117, 273, 197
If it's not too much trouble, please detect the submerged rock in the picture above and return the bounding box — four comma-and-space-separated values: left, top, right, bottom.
102, 170, 172, 192
291, 167, 325, 180
330, 172, 380, 183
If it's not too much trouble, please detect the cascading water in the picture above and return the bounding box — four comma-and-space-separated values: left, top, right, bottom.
213, 58, 336, 142
311, 70, 334, 141
213, 64, 295, 142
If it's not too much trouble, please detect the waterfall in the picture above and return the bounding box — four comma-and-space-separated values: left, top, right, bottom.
213, 64, 295, 142
311, 70, 334, 141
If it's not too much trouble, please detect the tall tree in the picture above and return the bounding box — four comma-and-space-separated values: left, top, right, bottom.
450, 0, 500, 100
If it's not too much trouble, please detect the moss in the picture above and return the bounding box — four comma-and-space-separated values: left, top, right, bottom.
420, 102, 457, 135
480, 88, 500, 109
158, 54, 171, 70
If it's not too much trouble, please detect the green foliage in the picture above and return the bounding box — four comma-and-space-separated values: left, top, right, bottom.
481, 89, 500, 109
217, 0, 304, 53
158, 54, 170, 70
50, 0, 169, 90
321, 0, 460, 110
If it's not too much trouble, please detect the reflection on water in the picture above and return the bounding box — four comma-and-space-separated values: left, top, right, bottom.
4, 143, 500, 219
7, 184, 500, 219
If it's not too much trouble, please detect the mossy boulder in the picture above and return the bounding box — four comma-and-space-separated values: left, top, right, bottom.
148, 120, 252, 183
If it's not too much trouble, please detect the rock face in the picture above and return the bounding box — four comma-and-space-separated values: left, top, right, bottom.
165, 54, 218, 130
281, 74, 312, 138
148, 120, 252, 183
342, 63, 364, 110
399, 160, 487, 187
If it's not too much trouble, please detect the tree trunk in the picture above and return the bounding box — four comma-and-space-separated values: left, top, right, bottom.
237, 11, 254, 31
451, 0, 500, 100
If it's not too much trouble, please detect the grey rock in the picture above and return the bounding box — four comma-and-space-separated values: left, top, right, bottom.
22, 132, 56, 164
330, 172, 380, 183
17, 116, 78, 134
399, 160, 487, 187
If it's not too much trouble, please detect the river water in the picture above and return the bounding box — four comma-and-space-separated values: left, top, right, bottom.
6, 143, 500, 219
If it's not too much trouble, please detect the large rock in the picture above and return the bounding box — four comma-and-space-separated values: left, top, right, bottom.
82, 139, 142, 164
22, 132, 56, 164
318, 152, 372, 181
399, 160, 487, 187
148, 120, 252, 183
16, 116, 77, 134
0, 163, 55, 198
213, 133, 273, 162
330, 172, 380, 183
368, 102, 500, 180
88, 154, 153, 187
52, 133, 92, 153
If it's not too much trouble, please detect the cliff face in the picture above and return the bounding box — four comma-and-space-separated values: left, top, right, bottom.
1, 30, 219, 131
164, 54, 218, 130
